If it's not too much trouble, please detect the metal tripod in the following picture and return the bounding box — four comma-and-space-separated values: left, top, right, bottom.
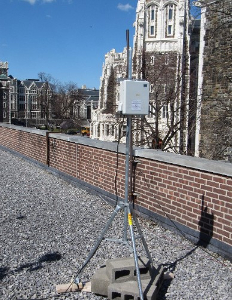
75, 30, 153, 300
74, 115, 153, 300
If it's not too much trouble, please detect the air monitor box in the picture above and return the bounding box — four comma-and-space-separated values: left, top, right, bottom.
119, 80, 149, 115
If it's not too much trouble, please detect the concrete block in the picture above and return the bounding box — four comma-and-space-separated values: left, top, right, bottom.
91, 257, 164, 299
91, 266, 110, 297
108, 279, 157, 300
108, 265, 164, 300
106, 256, 151, 283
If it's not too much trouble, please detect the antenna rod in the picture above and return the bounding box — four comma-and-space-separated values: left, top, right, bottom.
126, 29, 130, 79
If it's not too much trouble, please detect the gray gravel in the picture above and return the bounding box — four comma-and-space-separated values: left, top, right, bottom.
0, 148, 231, 300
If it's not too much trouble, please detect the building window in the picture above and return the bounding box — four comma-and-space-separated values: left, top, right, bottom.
151, 9, 155, 21
19, 87, 25, 94
3, 92, 6, 99
150, 26, 155, 36
3, 102, 6, 108
31, 112, 37, 119
31, 95, 38, 110
105, 124, 109, 136
19, 104, 25, 110
122, 125, 127, 136
148, 5, 157, 37
148, 104, 154, 118
162, 105, 168, 118
3, 112, 6, 119
150, 83, 154, 93
165, 4, 176, 37
19, 95, 25, 102
169, 6, 173, 20
150, 56, 155, 65
31, 88, 37, 94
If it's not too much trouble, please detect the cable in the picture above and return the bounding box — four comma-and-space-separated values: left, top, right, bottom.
114, 116, 125, 207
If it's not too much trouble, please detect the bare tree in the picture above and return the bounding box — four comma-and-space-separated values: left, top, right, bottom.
53, 82, 85, 122
132, 48, 190, 154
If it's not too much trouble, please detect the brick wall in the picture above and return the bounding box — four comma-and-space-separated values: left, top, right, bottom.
0, 125, 47, 164
0, 124, 231, 259
134, 156, 232, 248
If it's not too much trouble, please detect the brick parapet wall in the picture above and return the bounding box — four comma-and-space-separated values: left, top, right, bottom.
133, 155, 232, 247
0, 125, 47, 164
0, 124, 231, 258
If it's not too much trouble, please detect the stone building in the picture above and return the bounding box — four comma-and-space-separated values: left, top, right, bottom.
0, 63, 99, 128
77, 87, 99, 120
91, 0, 192, 152
132, 0, 190, 152
91, 48, 128, 142
16, 79, 53, 126
0, 62, 10, 123
195, 0, 232, 160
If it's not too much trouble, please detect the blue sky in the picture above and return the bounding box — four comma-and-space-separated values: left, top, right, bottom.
1, 0, 137, 89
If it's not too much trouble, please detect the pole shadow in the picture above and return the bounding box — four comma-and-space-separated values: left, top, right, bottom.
15, 252, 62, 272
0, 252, 62, 280
196, 194, 214, 248
0, 266, 9, 281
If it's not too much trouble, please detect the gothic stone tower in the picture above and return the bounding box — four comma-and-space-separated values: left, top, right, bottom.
132, 0, 190, 152
196, 0, 232, 160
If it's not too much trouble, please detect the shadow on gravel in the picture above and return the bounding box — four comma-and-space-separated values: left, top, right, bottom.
158, 195, 214, 299
158, 246, 198, 299
0, 267, 9, 281
3, 252, 63, 275
15, 252, 62, 272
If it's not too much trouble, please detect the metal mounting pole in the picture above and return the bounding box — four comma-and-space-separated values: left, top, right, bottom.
74, 30, 153, 300
123, 29, 144, 300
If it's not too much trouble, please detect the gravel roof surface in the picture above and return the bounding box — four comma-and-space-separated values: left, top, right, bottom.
0, 148, 231, 300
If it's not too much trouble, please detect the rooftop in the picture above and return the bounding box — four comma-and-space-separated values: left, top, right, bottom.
0, 147, 231, 299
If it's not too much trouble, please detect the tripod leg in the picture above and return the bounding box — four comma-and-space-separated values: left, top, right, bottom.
130, 204, 153, 267
75, 203, 122, 283
128, 208, 144, 300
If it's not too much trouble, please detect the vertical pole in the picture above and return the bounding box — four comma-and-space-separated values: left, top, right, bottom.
128, 209, 144, 300
123, 29, 131, 241
46, 131, 50, 167
124, 30, 144, 300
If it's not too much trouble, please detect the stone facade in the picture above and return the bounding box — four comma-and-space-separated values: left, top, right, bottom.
91, 0, 192, 152
197, 0, 232, 160
91, 48, 128, 142
0, 62, 10, 123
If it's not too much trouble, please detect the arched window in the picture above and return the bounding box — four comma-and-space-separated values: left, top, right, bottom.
148, 4, 158, 38
165, 3, 176, 37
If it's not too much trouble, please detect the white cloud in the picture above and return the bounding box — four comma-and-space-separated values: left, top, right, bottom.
22, 0, 56, 4
117, 3, 134, 12
43, 0, 56, 3
23, 0, 37, 4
